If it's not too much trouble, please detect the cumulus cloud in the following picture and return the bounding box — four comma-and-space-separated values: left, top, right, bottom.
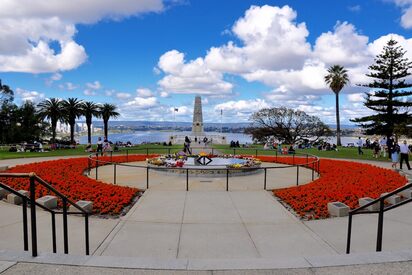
116, 92, 132, 100
45, 72, 63, 86
84, 80, 102, 96
59, 82, 78, 91
347, 93, 365, 102
0, 0, 165, 73
136, 88, 153, 98
390, 0, 412, 28
15, 88, 45, 103
124, 96, 158, 108
157, 50, 233, 95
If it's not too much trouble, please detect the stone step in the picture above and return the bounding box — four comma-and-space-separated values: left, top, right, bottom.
69, 200, 93, 213
36, 195, 58, 209
7, 190, 29, 205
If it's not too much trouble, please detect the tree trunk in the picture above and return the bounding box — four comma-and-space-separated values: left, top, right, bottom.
51, 119, 57, 143
87, 122, 92, 144
104, 119, 108, 139
70, 122, 75, 144
335, 92, 341, 146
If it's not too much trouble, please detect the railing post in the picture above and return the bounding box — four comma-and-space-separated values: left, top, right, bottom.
51, 213, 56, 253
276, 150, 278, 161
29, 175, 38, 257
186, 169, 189, 191
22, 199, 28, 251
62, 198, 69, 254
296, 165, 299, 186
146, 148, 149, 156
146, 167, 149, 190
255, 149, 258, 157
110, 151, 113, 162
293, 153, 295, 165
306, 154, 308, 167
85, 214, 90, 255
226, 169, 229, 191
376, 199, 385, 252
264, 168, 267, 190
212, 148, 214, 155
114, 164, 117, 185
346, 213, 353, 254
95, 153, 99, 180
126, 149, 129, 162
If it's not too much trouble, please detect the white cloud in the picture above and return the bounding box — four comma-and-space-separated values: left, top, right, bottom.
116, 92, 132, 100
347, 93, 365, 102
136, 88, 153, 98
390, 0, 412, 28
45, 72, 63, 86
205, 5, 311, 73
124, 96, 158, 108
85, 81, 102, 90
105, 89, 115, 96
160, 91, 169, 97
15, 88, 45, 103
157, 50, 233, 95
313, 22, 372, 67
0, 0, 165, 73
59, 82, 78, 91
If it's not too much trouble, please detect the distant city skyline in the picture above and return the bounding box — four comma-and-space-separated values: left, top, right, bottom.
1, 0, 412, 124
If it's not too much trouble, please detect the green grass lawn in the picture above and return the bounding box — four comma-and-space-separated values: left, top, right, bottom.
0, 144, 183, 160
213, 144, 391, 162
0, 142, 391, 162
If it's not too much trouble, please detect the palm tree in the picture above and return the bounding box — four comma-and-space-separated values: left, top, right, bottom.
82, 101, 101, 144
99, 103, 119, 139
37, 98, 64, 143
325, 65, 349, 147
62, 98, 84, 144
0, 79, 14, 103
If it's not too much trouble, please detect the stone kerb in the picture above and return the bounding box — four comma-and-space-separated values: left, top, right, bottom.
399, 188, 412, 199
359, 197, 379, 211
36, 195, 57, 209
0, 187, 8, 199
0, 165, 8, 171
7, 190, 29, 205
69, 200, 93, 213
327, 201, 349, 217
380, 193, 401, 205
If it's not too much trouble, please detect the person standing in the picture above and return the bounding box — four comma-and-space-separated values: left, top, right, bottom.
391, 143, 400, 169
399, 140, 411, 170
96, 137, 103, 156
357, 137, 364, 155
379, 136, 387, 158
387, 136, 394, 160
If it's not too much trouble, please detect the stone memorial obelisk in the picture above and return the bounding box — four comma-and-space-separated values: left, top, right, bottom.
192, 96, 204, 134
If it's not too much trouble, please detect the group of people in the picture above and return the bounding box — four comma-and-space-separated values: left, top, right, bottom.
84, 137, 114, 156
356, 136, 411, 170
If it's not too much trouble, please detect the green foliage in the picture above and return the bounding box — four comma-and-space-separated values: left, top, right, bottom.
62, 98, 84, 143
351, 39, 412, 137
99, 103, 120, 138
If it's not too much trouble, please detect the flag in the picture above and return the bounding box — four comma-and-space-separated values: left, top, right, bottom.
220, 109, 223, 116
174, 108, 178, 112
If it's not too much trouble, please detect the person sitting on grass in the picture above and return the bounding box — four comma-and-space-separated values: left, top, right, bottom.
288, 145, 295, 154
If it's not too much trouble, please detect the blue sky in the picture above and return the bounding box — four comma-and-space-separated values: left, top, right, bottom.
1, 0, 411, 124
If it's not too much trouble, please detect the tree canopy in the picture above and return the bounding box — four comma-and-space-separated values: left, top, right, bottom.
246, 107, 331, 144
351, 39, 412, 137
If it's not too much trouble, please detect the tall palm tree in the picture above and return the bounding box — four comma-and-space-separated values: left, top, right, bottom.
99, 103, 119, 139
62, 98, 84, 144
82, 101, 101, 144
37, 98, 63, 143
325, 65, 349, 147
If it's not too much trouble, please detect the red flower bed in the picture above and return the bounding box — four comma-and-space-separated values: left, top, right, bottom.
1, 155, 157, 215
258, 156, 407, 219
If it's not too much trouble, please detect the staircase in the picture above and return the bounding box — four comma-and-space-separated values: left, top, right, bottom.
0, 173, 90, 257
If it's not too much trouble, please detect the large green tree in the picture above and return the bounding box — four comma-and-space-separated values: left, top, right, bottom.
246, 107, 331, 144
37, 98, 64, 143
62, 98, 84, 144
82, 101, 101, 144
351, 39, 412, 137
324, 65, 349, 146
0, 79, 14, 103
99, 103, 119, 139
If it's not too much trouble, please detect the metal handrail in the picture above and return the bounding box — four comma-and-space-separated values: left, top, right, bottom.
346, 181, 412, 254
0, 173, 89, 257
88, 148, 320, 191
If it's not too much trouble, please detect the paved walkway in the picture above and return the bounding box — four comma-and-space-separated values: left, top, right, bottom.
1, 154, 412, 272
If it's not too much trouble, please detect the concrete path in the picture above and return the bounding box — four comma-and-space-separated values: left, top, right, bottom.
96, 190, 336, 259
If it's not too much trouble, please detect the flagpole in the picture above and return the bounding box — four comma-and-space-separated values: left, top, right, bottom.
174, 108, 176, 138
